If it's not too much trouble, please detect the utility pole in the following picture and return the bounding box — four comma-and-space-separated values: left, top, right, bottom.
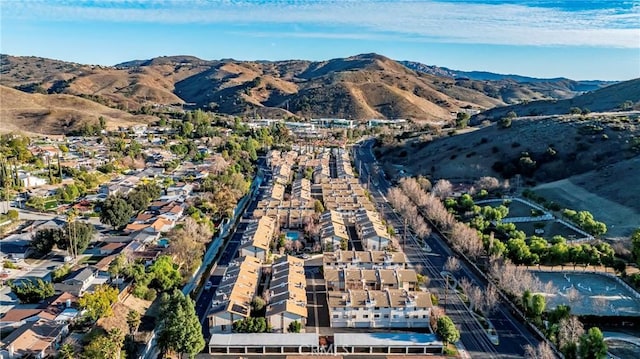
403, 217, 408, 248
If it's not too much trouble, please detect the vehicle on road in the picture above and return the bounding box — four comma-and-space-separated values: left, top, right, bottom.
204, 280, 213, 291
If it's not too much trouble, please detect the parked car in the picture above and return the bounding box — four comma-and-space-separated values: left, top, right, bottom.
204, 281, 213, 291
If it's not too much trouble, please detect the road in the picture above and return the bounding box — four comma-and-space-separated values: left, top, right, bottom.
353, 139, 543, 359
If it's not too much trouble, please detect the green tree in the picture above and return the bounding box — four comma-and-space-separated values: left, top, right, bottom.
436, 316, 460, 346
127, 309, 141, 336
456, 112, 470, 128
288, 320, 302, 333
531, 294, 546, 317
30, 228, 64, 257
83, 328, 125, 359
100, 195, 133, 230
8, 278, 54, 304
149, 255, 182, 291
78, 284, 119, 321
579, 327, 607, 359
313, 200, 325, 214
108, 253, 128, 283
157, 289, 205, 359
59, 221, 95, 258
631, 228, 640, 265
127, 189, 151, 212
57, 343, 75, 359
251, 296, 266, 312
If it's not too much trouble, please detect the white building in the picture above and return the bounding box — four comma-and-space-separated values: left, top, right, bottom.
327, 289, 432, 329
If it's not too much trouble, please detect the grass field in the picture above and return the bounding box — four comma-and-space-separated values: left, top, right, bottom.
535, 179, 640, 238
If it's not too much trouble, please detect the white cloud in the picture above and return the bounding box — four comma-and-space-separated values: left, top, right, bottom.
3, 0, 639, 48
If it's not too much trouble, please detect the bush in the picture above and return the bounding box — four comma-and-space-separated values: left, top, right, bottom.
52, 264, 71, 282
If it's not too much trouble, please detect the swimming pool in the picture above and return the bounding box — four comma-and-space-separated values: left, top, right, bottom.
286, 231, 300, 241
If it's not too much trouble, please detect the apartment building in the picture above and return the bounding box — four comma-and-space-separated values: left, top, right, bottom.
334, 148, 354, 179
239, 216, 277, 261
319, 211, 349, 251
355, 209, 391, 251
291, 178, 312, 201
324, 268, 419, 291
253, 199, 314, 229
327, 289, 432, 329
320, 178, 376, 215
322, 250, 407, 270
266, 255, 307, 332
208, 256, 262, 334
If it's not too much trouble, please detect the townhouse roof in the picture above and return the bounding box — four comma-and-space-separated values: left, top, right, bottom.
210, 255, 262, 319
327, 289, 432, 309
241, 216, 276, 251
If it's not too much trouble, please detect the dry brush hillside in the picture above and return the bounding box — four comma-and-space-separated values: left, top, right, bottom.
0, 85, 154, 135
1, 53, 580, 124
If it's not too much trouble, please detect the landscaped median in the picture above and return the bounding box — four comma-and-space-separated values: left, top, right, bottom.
441, 270, 500, 346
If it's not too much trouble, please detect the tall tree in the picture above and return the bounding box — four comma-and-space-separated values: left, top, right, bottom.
126, 309, 141, 336
157, 290, 205, 359
579, 327, 608, 359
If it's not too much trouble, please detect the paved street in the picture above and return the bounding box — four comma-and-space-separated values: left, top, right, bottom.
354, 139, 542, 359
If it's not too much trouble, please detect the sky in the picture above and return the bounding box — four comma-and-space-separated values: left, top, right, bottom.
1, 0, 639, 80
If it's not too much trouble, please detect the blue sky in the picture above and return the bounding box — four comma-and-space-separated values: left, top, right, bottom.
1, 0, 639, 80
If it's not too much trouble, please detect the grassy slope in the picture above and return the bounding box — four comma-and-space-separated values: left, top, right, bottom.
0, 85, 154, 135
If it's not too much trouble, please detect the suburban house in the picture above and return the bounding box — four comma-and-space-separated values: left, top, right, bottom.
58, 267, 96, 296
0, 319, 69, 359
327, 289, 432, 329
266, 256, 307, 332
16, 172, 47, 189
207, 256, 262, 334
239, 217, 276, 261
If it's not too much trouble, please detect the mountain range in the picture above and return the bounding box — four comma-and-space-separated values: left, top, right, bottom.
1, 53, 638, 134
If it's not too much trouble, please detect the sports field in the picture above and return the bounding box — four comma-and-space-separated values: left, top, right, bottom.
532, 271, 640, 316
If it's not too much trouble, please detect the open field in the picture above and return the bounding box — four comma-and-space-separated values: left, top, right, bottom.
485, 199, 535, 218
532, 271, 640, 317
534, 178, 640, 238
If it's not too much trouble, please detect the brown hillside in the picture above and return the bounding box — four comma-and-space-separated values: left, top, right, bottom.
475, 78, 640, 121
379, 114, 640, 186
0, 85, 153, 135
2, 53, 621, 123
